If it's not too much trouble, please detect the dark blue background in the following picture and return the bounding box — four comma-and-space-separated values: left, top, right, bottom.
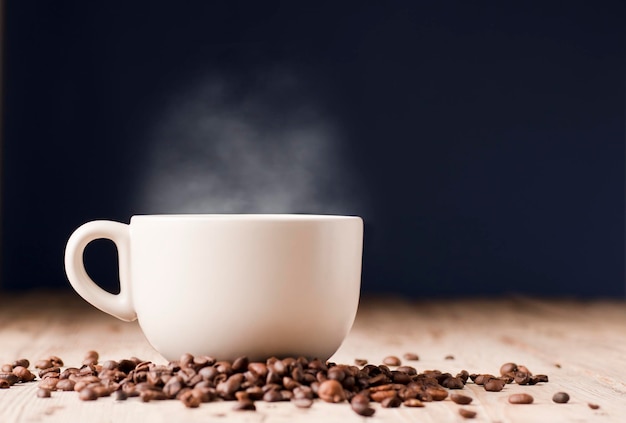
2, 1, 624, 297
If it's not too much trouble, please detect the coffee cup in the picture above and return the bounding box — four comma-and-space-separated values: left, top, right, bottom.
64, 214, 363, 361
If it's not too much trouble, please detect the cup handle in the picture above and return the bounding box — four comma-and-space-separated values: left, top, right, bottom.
64, 220, 136, 322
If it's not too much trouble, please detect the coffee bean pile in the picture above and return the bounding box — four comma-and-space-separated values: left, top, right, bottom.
0, 353, 561, 418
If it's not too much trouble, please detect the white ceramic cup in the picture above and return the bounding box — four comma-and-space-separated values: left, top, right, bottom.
64, 214, 363, 361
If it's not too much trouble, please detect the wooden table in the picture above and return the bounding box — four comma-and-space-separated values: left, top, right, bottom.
0, 292, 624, 422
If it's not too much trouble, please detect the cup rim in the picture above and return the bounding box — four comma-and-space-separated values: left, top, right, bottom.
130, 214, 362, 222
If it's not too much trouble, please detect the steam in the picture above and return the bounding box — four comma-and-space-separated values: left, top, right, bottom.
136, 69, 365, 215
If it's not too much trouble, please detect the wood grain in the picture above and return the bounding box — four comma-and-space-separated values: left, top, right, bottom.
0, 292, 624, 422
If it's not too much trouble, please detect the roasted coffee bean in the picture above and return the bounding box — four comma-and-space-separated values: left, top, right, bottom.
102, 360, 118, 371
441, 376, 464, 389
73, 376, 101, 392
197, 366, 217, 382
60, 368, 80, 380
290, 366, 305, 384
351, 393, 370, 406
179, 390, 201, 408
83, 350, 99, 366
426, 387, 449, 401
117, 359, 136, 374
73, 380, 88, 392
285, 357, 299, 371
215, 361, 233, 375
508, 393, 534, 404
191, 355, 212, 370
266, 369, 282, 385
79, 388, 98, 401
56, 379, 76, 391
1, 364, 13, 373
315, 371, 327, 383
318, 379, 346, 403
163, 378, 183, 398
444, 355, 455, 360
129, 357, 144, 366
232, 356, 249, 373
434, 372, 452, 384
293, 386, 314, 400
268, 358, 287, 376
216, 373, 244, 399
134, 361, 152, 373
0, 372, 19, 385
354, 358, 368, 366
39, 378, 59, 391
263, 389, 283, 402
293, 356, 307, 369
79, 364, 98, 377
391, 371, 411, 384
175, 387, 192, 401
382, 356, 401, 366
367, 373, 390, 386
403, 352, 419, 361
473, 374, 495, 386
179, 353, 193, 368
39, 367, 61, 379
351, 393, 375, 416
273, 358, 293, 376
113, 390, 128, 401
397, 387, 418, 401
450, 393, 473, 405
416, 392, 433, 403
12, 359, 29, 369
531, 374, 549, 384
104, 370, 127, 383
37, 388, 51, 398
247, 362, 267, 378
381, 395, 402, 408
459, 408, 477, 419
514, 371, 531, 385
35, 359, 53, 370
403, 398, 425, 407
396, 365, 415, 375
370, 389, 399, 403
456, 370, 470, 383
499, 374, 514, 384
552, 392, 570, 403
196, 386, 216, 403
0, 380, 10, 389
500, 362, 517, 375
235, 391, 249, 402
13, 366, 36, 382
378, 365, 392, 379
292, 398, 313, 408
307, 359, 327, 372
588, 403, 600, 409
282, 376, 299, 390
263, 383, 282, 394
191, 387, 213, 404
140, 389, 167, 402
232, 400, 256, 411
280, 390, 293, 401
327, 366, 346, 382
49, 356, 64, 367
93, 385, 113, 398
484, 378, 506, 392
246, 386, 265, 400
370, 383, 404, 392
